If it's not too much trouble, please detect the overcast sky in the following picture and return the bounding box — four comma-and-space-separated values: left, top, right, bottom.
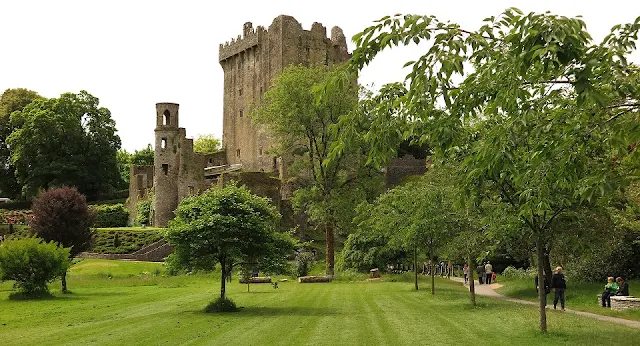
1, 0, 639, 151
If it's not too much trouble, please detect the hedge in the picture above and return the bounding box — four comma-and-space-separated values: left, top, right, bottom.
91, 228, 164, 254
89, 204, 129, 228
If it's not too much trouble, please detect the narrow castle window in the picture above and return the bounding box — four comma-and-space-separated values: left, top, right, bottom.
236, 149, 241, 157
208, 158, 213, 164
239, 110, 243, 118
188, 186, 195, 195
163, 109, 171, 126
162, 164, 168, 175
239, 88, 243, 96
161, 138, 167, 149
259, 146, 263, 155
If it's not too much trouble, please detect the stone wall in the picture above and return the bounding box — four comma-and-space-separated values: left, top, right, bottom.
127, 165, 154, 222
385, 154, 428, 188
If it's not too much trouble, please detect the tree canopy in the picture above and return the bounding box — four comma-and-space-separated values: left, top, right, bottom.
117, 144, 154, 188
8, 91, 121, 199
330, 9, 640, 332
193, 134, 221, 154
165, 185, 296, 303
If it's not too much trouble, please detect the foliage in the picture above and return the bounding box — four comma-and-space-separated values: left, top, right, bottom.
116, 144, 154, 188
8, 90, 121, 199
334, 8, 640, 332
0, 88, 41, 199
204, 297, 239, 313
502, 266, 536, 279
252, 64, 377, 275
295, 250, 315, 277
31, 186, 92, 258
89, 204, 129, 228
135, 192, 153, 226
0, 237, 70, 295
193, 134, 221, 154
340, 224, 406, 272
91, 228, 164, 254
165, 184, 296, 302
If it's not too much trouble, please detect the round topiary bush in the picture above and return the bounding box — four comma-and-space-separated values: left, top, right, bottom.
0, 237, 70, 296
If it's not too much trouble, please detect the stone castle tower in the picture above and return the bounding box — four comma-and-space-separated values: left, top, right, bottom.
218, 15, 350, 172
152, 103, 208, 227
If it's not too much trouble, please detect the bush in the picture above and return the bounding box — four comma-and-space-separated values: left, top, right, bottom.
502, 266, 535, 279
135, 197, 152, 226
0, 237, 70, 295
204, 297, 238, 313
90, 204, 129, 227
295, 250, 315, 277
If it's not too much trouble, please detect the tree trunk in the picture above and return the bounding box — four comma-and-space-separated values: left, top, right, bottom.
543, 248, 553, 289
414, 247, 418, 291
220, 258, 227, 301
325, 224, 334, 276
61, 270, 68, 293
468, 258, 476, 307
536, 239, 548, 333
431, 263, 435, 295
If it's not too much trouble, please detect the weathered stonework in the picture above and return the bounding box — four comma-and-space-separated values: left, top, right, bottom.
219, 16, 350, 173
611, 296, 640, 311
385, 154, 428, 188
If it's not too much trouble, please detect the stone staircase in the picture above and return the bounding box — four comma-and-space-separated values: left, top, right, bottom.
78, 239, 172, 262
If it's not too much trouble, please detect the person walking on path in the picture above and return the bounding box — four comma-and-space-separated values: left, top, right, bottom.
551, 266, 567, 311
485, 261, 493, 284
463, 265, 469, 284
476, 263, 485, 284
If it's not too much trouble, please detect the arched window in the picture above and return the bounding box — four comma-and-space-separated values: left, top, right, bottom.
163, 109, 171, 126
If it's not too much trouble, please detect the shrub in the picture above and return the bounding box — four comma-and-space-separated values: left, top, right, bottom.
502, 266, 535, 279
295, 250, 315, 277
90, 204, 129, 227
0, 237, 70, 295
204, 297, 238, 313
135, 197, 153, 226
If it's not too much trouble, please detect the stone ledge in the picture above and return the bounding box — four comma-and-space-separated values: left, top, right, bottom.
611, 296, 640, 311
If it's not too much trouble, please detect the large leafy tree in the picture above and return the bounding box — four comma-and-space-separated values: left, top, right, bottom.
252, 65, 380, 276
0, 88, 41, 198
30, 186, 92, 293
165, 185, 296, 303
8, 91, 121, 199
333, 9, 640, 332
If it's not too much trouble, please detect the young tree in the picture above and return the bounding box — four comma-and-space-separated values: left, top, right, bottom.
117, 144, 154, 188
30, 186, 93, 293
333, 9, 640, 332
0, 237, 70, 296
0, 88, 41, 199
8, 91, 121, 199
252, 65, 377, 276
193, 134, 221, 154
165, 185, 296, 308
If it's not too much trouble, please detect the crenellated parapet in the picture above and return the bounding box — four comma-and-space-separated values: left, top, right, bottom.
219, 22, 266, 62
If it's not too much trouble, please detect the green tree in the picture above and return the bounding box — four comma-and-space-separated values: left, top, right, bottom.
252, 65, 377, 276
0, 88, 41, 198
334, 9, 640, 332
8, 91, 121, 199
193, 134, 221, 154
0, 237, 70, 296
165, 185, 296, 306
30, 186, 92, 293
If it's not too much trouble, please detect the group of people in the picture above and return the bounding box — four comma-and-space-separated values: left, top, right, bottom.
601, 276, 630, 307
462, 261, 495, 285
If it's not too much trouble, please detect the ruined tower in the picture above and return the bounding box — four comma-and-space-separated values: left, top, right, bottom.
218, 15, 350, 172
153, 103, 207, 227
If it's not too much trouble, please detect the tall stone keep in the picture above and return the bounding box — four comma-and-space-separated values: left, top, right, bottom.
219, 15, 350, 173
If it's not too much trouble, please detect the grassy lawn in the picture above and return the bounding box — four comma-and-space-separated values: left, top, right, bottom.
496, 277, 640, 321
0, 260, 638, 345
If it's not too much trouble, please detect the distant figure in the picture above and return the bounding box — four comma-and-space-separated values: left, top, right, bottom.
550, 266, 567, 311
251, 268, 259, 278
463, 265, 469, 284
485, 261, 493, 284
272, 282, 279, 289
616, 277, 630, 296
535, 275, 550, 295
601, 277, 618, 307
476, 264, 485, 284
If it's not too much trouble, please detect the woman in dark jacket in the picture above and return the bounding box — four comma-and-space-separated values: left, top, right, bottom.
550, 266, 567, 311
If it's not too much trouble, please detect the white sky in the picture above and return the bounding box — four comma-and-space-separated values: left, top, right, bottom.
1, 0, 639, 151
